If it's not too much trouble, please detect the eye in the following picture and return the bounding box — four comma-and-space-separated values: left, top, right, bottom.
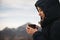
27, 28, 30, 29
37, 7, 43, 12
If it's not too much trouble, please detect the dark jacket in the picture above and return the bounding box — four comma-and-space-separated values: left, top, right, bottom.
33, 31, 46, 40
35, 0, 60, 40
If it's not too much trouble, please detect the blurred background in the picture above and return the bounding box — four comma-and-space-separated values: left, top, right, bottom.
0, 0, 40, 30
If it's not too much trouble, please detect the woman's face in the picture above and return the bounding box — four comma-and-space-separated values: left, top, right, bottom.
37, 7, 45, 21
26, 25, 35, 35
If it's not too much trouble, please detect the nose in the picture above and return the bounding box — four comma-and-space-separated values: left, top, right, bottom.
38, 12, 42, 17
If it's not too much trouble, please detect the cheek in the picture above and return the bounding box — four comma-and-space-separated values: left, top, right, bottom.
27, 29, 30, 33
27, 29, 29, 32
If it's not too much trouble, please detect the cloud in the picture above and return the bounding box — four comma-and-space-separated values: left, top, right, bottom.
1, 0, 36, 8
0, 0, 38, 18
0, 0, 39, 30
0, 3, 38, 18
0, 9, 38, 17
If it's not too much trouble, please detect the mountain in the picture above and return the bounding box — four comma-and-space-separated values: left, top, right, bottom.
15, 23, 33, 40
0, 23, 42, 40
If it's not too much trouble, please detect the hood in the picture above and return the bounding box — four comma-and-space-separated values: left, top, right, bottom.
35, 0, 60, 27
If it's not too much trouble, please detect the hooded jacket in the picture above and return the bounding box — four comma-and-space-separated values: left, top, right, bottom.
35, 0, 60, 40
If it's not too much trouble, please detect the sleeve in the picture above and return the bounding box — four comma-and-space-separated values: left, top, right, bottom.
33, 31, 46, 40
50, 21, 60, 40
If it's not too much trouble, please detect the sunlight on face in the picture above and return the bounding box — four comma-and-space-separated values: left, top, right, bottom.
26, 25, 34, 35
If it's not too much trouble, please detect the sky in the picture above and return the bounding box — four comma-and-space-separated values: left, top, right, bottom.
0, 0, 40, 30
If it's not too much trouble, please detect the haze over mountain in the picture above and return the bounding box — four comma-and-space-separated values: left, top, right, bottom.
0, 23, 41, 40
